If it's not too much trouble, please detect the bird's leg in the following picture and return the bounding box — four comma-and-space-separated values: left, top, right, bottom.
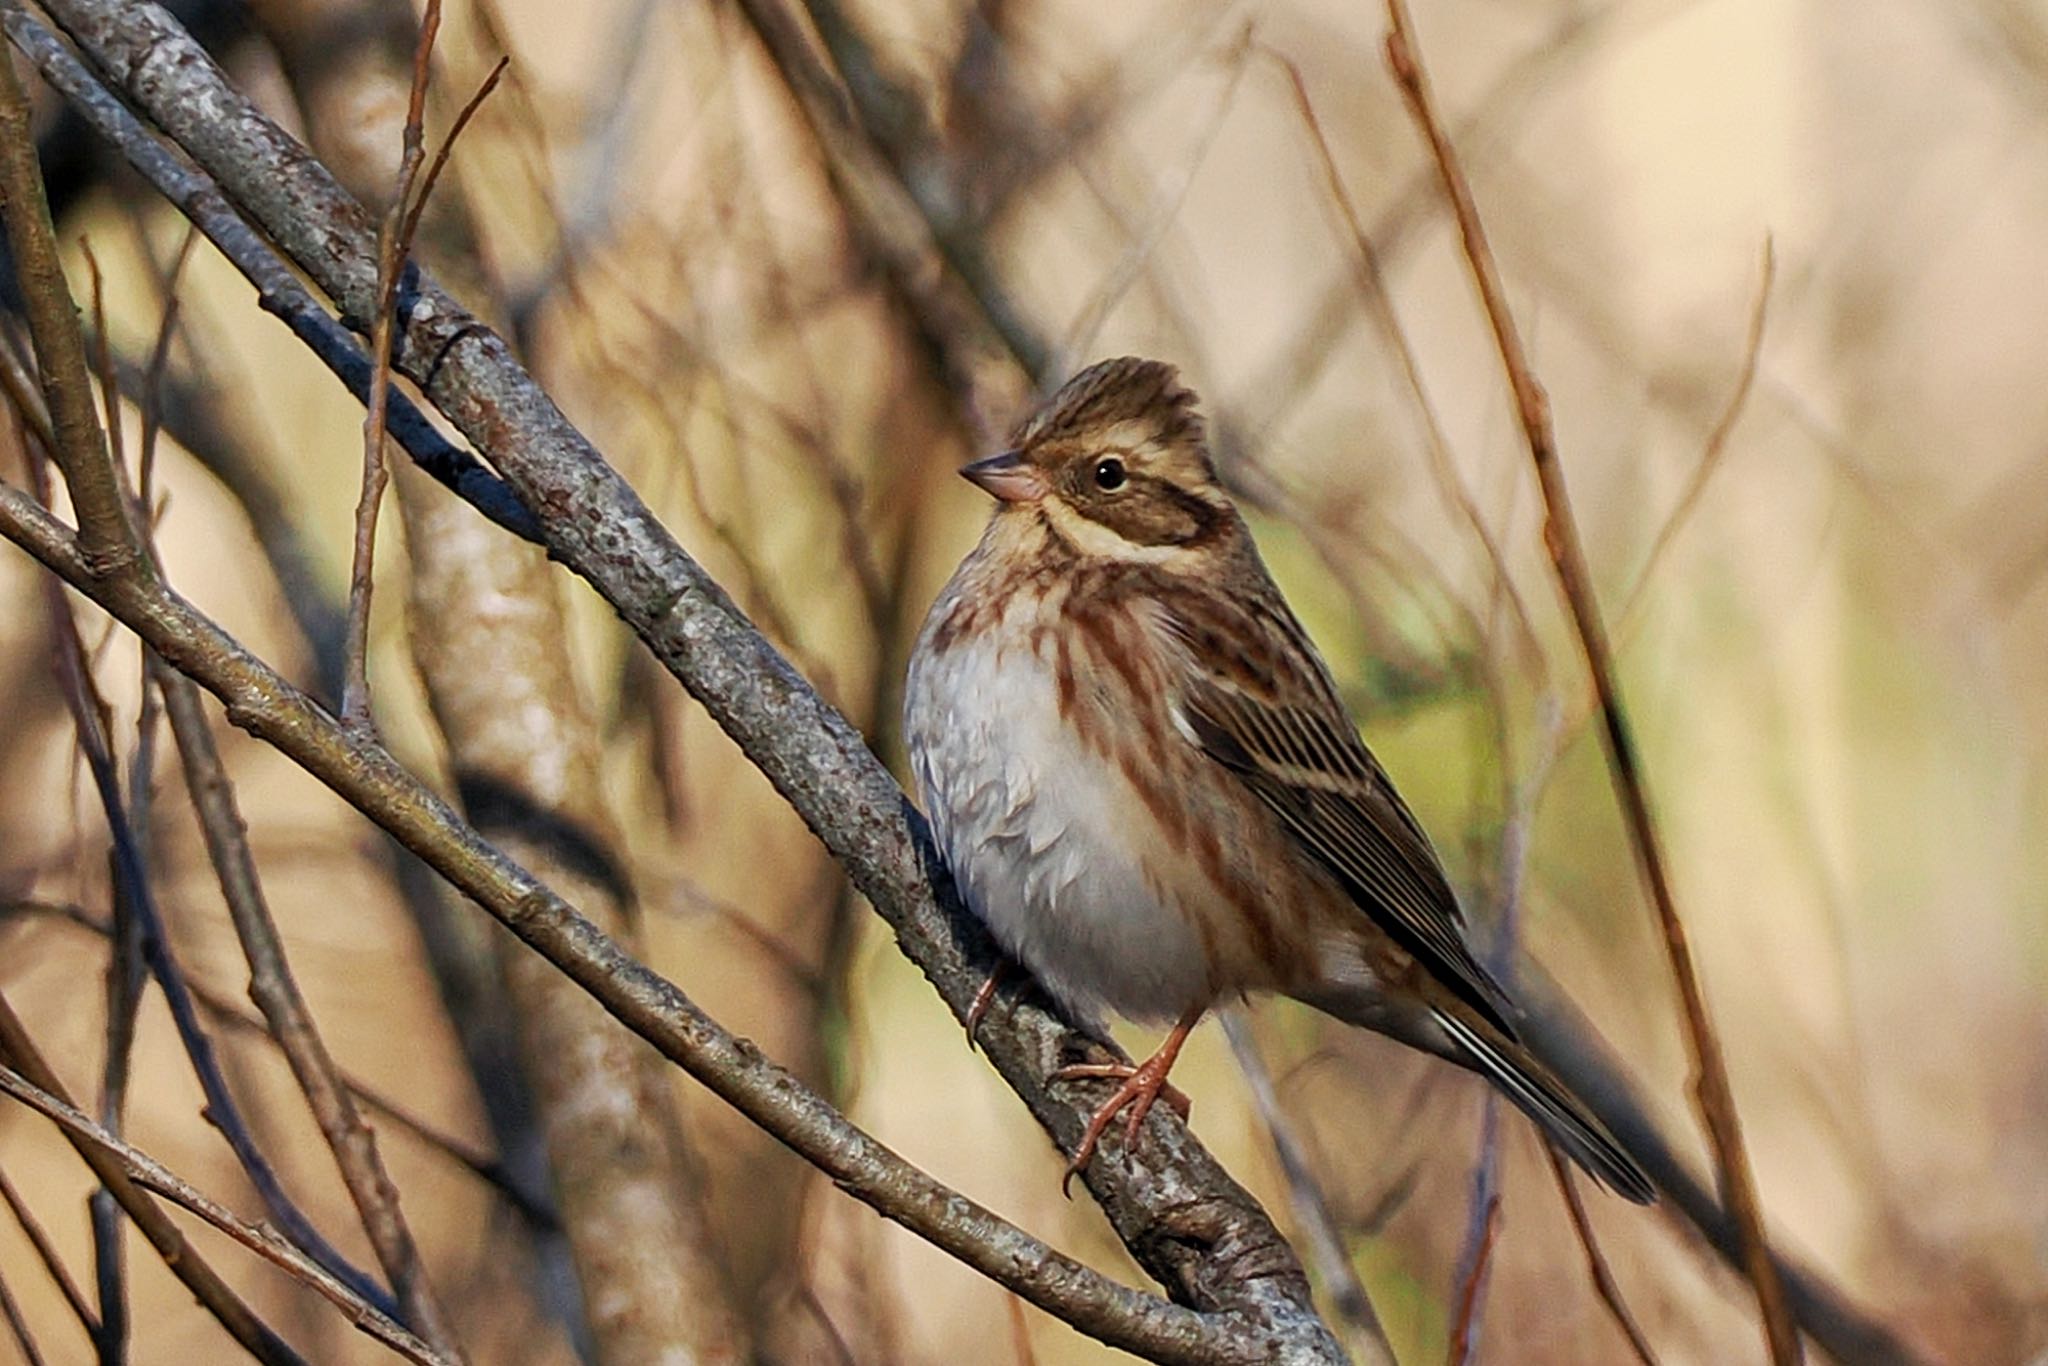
963, 960, 1011, 1052
1052, 1007, 1203, 1195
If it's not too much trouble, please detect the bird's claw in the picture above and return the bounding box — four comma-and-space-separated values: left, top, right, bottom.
1051, 1058, 1192, 1197
963, 962, 1010, 1052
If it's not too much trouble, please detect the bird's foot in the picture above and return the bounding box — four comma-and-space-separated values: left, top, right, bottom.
1051, 1011, 1200, 1196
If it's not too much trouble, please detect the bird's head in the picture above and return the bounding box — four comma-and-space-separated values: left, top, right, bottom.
960, 358, 1238, 559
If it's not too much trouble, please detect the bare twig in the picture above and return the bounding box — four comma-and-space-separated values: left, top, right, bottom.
0, 1061, 449, 1366
135, 226, 198, 503
1267, 47, 1546, 690
1220, 1011, 1396, 1366
12, 6, 1343, 1358
1446, 1178, 1501, 1366
0, 479, 1306, 1364
0, 993, 305, 1365
399, 55, 507, 255
0, 1161, 98, 1344
1381, 6, 1801, 1361
1447, 1092, 1502, 1366
1542, 1145, 1659, 1366
344, 0, 442, 733
0, 1257, 44, 1366
158, 663, 461, 1356
1621, 239, 1776, 624
56, 559, 143, 1366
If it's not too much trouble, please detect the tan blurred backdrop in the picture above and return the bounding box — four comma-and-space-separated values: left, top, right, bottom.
2, 0, 2045, 1361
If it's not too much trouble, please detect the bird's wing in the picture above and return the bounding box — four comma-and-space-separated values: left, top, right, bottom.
1161, 593, 1515, 1035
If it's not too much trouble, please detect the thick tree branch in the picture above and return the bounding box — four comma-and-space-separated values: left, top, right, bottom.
0, 477, 1319, 1364
10, 1, 1343, 1356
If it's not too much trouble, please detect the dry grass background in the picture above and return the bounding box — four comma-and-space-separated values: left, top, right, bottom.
2, 0, 2046, 1361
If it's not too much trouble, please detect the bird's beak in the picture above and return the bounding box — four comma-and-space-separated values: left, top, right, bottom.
959, 450, 1045, 503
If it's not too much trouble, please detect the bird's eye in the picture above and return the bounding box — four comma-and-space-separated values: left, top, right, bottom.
1092, 457, 1127, 491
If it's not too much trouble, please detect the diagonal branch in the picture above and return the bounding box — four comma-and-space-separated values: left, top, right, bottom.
0, 993, 305, 1364
1382, 5, 1802, 1361
0, 1059, 448, 1366
11, 2, 1342, 1356
0, 1160, 99, 1347
158, 663, 458, 1354
0, 478, 1320, 1365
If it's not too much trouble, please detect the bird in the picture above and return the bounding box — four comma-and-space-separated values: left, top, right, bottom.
903, 356, 1655, 1204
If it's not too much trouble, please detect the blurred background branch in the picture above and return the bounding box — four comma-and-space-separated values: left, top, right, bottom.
0, 0, 2035, 1361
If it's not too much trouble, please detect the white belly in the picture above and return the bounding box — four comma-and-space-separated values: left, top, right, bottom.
905, 628, 1215, 1025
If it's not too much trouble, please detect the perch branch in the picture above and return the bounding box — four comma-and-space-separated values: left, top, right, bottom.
0, 479, 1319, 1366
13, 3, 1341, 1357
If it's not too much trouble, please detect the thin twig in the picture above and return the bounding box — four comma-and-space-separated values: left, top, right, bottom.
3, 896, 555, 1227
400, 56, 508, 253
1447, 1093, 1501, 1366
1446, 1180, 1501, 1366
1220, 1011, 1396, 1366
1621, 238, 1775, 625
70, 598, 142, 1366
135, 225, 198, 503
79, 240, 126, 494
0, 1257, 45, 1366
1381, 6, 1800, 1361
0, 1161, 99, 1343
345, 0, 443, 733
0, 1061, 449, 1366
1266, 46, 1547, 691
1542, 1145, 1659, 1365
0, 992, 305, 1364
1006, 1293, 1038, 1366
157, 664, 461, 1355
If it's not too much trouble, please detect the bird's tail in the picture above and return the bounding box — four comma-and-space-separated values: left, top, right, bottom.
1433, 1008, 1657, 1205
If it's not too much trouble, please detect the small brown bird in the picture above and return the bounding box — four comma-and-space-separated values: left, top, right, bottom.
904, 357, 1654, 1203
